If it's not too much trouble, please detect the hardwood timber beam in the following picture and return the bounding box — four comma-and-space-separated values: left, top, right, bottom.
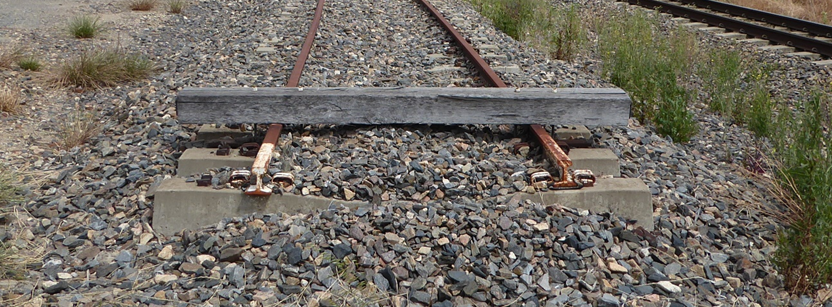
175, 87, 631, 126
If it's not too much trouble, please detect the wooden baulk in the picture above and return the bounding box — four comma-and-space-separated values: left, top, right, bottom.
175, 87, 631, 126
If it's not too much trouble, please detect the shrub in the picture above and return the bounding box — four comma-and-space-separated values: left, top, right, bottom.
58, 49, 154, 88
68, 15, 103, 38
128, 0, 157, 11
168, 0, 186, 14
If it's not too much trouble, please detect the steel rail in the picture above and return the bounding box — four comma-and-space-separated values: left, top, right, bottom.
623, 0, 832, 57
247, 0, 326, 196
414, 0, 507, 88
417, 0, 589, 189
673, 0, 832, 38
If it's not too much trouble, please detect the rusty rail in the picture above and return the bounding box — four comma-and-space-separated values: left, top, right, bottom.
417, 0, 594, 189
246, 0, 326, 196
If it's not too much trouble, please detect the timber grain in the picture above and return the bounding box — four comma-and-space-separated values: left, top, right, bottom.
175, 87, 632, 126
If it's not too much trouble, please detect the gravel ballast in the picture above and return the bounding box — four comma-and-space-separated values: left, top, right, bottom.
0, 0, 830, 306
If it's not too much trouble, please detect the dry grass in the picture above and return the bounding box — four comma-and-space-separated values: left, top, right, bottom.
726, 0, 831, 24
57, 49, 154, 88
128, 0, 157, 11
57, 109, 101, 149
0, 85, 21, 115
168, 0, 186, 14
0, 47, 23, 69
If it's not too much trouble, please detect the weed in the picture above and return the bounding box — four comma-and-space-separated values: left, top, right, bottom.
653, 88, 698, 142
550, 4, 584, 61
0, 85, 21, 115
168, 0, 186, 14
699, 49, 744, 118
57, 109, 101, 149
128, 0, 157, 11
18, 56, 41, 71
470, 0, 585, 61
745, 67, 774, 137
469, 0, 533, 40
772, 92, 832, 294
0, 165, 27, 282
0, 164, 20, 207
58, 49, 154, 88
68, 15, 103, 38
598, 10, 698, 142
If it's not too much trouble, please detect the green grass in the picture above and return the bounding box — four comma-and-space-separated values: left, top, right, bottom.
699, 49, 744, 118
17, 56, 41, 71
68, 15, 103, 38
744, 67, 775, 138
598, 10, 698, 142
469, 0, 586, 61
58, 49, 154, 88
0, 164, 20, 207
168, 0, 186, 14
772, 92, 832, 294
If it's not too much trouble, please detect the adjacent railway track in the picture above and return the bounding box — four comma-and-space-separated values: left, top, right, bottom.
621, 0, 832, 59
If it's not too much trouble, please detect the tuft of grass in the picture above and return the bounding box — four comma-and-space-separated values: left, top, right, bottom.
68, 15, 103, 39
17, 56, 41, 71
168, 0, 186, 14
772, 91, 832, 294
598, 10, 698, 142
0, 47, 23, 69
0, 85, 21, 115
58, 49, 154, 88
0, 165, 26, 281
128, 0, 157, 11
57, 109, 101, 149
0, 164, 21, 207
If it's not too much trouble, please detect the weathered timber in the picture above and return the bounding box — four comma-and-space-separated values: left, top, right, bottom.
176, 87, 631, 126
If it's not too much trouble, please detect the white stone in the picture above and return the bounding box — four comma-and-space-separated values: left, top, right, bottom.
158, 245, 174, 260
657, 281, 681, 293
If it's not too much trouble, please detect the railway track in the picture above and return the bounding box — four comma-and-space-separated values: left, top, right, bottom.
154, 0, 648, 234
620, 0, 832, 65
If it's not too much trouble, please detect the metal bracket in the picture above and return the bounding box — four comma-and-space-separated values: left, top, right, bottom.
239, 143, 260, 157
229, 170, 251, 189
196, 174, 212, 187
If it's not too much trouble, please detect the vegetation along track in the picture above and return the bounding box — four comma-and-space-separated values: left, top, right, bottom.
622, 0, 832, 60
